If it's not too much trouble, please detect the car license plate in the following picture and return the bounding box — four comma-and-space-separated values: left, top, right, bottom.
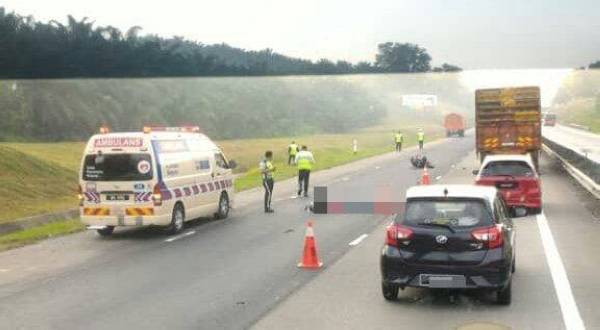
497, 182, 516, 189
106, 194, 129, 201
420, 274, 466, 288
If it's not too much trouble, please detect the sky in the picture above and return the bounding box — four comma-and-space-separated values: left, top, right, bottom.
3, 0, 600, 69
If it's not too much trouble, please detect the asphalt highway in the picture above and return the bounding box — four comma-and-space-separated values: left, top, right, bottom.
543, 124, 600, 163
1, 132, 598, 330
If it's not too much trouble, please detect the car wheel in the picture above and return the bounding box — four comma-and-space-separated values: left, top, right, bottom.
96, 226, 114, 236
215, 192, 230, 220
497, 280, 512, 305
512, 253, 516, 273
529, 207, 542, 215
166, 203, 185, 235
382, 282, 399, 301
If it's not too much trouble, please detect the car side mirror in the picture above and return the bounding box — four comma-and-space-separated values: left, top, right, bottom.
228, 160, 237, 169
472, 169, 479, 175
512, 207, 528, 218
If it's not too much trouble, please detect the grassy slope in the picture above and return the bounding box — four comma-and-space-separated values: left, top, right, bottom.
552, 70, 600, 133
0, 146, 78, 223
0, 219, 84, 252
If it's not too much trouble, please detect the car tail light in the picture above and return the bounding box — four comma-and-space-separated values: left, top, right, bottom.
77, 185, 84, 206
471, 225, 503, 249
385, 223, 413, 246
152, 184, 163, 206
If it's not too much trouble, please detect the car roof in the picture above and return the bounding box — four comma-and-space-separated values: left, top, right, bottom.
406, 184, 497, 205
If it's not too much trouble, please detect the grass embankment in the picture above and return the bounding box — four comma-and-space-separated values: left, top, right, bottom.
553, 98, 600, 133
0, 219, 84, 252
0, 145, 83, 224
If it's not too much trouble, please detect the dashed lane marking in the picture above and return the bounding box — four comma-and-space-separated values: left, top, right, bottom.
164, 230, 196, 243
537, 212, 585, 330
348, 234, 368, 246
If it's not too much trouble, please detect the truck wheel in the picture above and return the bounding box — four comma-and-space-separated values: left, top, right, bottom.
166, 203, 185, 235
215, 192, 230, 219
382, 282, 399, 301
96, 226, 114, 237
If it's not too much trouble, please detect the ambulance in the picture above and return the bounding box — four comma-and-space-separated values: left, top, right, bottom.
78, 126, 236, 236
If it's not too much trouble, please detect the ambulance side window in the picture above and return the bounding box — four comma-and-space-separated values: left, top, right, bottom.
195, 159, 211, 172
214, 153, 229, 169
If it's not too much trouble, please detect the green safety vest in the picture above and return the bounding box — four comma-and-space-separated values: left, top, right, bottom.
395, 134, 403, 143
417, 132, 425, 142
288, 144, 298, 156
296, 152, 313, 170
261, 160, 275, 179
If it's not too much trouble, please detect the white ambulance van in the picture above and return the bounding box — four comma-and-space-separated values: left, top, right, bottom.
79, 126, 236, 236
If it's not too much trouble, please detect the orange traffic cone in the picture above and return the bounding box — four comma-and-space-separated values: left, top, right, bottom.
298, 221, 323, 269
421, 167, 430, 185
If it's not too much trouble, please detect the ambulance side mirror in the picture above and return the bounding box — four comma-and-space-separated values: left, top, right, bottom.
228, 160, 237, 169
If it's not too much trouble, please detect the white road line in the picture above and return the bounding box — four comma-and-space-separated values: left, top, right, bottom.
537, 213, 585, 330
348, 234, 368, 246
375, 166, 381, 170
0, 269, 10, 273
342, 177, 350, 182
164, 230, 196, 243
435, 175, 442, 180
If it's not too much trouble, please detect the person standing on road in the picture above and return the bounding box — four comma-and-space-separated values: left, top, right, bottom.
394, 131, 403, 152
295, 145, 315, 197
417, 128, 425, 152
259, 151, 276, 213
287, 141, 299, 165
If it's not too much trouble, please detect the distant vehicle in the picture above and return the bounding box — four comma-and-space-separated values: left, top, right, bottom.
444, 113, 465, 137
473, 154, 541, 215
78, 126, 236, 236
381, 185, 516, 305
475, 86, 542, 169
543, 113, 556, 126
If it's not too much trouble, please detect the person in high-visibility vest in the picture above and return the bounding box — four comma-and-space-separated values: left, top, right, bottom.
287, 141, 299, 165
394, 131, 403, 152
295, 145, 315, 197
259, 151, 276, 213
417, 128, 425, 151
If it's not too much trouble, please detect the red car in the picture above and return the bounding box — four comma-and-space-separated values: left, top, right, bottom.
474, 154, 542, 215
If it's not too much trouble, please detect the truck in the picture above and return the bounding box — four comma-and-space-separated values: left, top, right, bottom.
443, 113, 465, 137
475, 86, 542, 169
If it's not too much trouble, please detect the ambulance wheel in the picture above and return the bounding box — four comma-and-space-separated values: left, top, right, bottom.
166, 203, 185, 235
96, 226, 114, 236
215, 192, 230, 219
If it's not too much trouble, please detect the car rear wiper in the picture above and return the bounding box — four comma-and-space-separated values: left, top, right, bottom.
417, 222, 456, 233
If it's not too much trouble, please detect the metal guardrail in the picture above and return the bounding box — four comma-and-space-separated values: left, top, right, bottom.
543, 137, 600, 185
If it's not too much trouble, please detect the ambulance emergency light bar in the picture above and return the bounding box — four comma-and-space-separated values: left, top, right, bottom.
310, 186, 406, 215
143, 125, 201, 134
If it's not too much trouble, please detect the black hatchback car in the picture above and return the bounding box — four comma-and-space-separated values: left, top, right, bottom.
380, 184, 516, 304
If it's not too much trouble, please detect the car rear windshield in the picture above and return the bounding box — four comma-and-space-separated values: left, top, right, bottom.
396, 199, 493, 228
481, 161, 534, 177
82, 153, 153, 181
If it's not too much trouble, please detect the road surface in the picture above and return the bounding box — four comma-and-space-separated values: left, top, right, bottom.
543, 124, 600, 163
1, 132, 598, 330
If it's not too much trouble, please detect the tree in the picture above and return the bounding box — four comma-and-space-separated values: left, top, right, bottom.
589, 61, 600, 69
433, 63, 462, 72
375, 42, 431, 73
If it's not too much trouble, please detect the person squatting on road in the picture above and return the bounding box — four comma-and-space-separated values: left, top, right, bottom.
259, 151, 276, 213
417, 128, 425, 151
394, 131, 403, 152
287, 141, 299, 165
295, 145, 315, 197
